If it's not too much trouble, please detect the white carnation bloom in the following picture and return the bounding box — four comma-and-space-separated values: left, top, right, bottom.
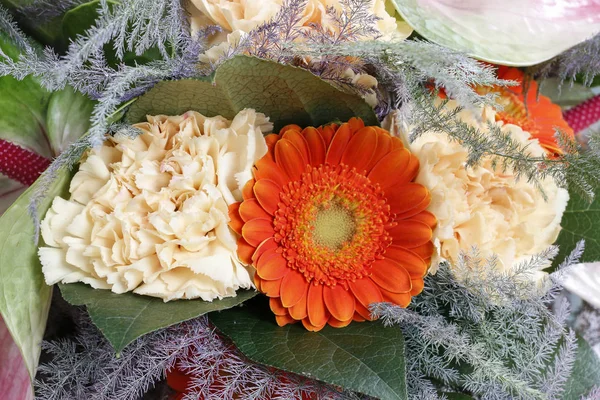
395, 101, 569, 280
39, 109, 271, 301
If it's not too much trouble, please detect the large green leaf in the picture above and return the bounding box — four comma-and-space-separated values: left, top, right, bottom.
0, 34, 52, 158
126, 56, 378, 131
555, 190, 600, 264
59, 283, 257, 354
210, 297, 407, 400
562, 335, 600, 400
0, 168, 71, 378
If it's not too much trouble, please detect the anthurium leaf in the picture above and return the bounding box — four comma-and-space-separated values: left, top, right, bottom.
0, 174, 25, 215
59, 283, 257, 354
126, 55, 378, 131
390, 0, 600, 66
0, 168, 71, 379
562, 335, 600, 400
46, 85, 95, 154
0, 315, 33, 400
0, 34, 52, 158
554, 189, 600, 265
210, 297, 407, 400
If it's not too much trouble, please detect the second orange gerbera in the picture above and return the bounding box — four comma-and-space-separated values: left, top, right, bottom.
476, 66, 574, 155
229, 118, 435, 331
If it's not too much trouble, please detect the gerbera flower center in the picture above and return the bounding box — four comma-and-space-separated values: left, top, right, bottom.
312, 200, 356, 250
274, 163, 392, 288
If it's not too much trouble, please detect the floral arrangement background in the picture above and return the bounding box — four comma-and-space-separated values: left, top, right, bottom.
0, 1, 599, 399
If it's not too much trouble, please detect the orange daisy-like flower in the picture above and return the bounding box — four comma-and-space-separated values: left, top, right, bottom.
229, 118, 435, 331
476, 66, 574, 155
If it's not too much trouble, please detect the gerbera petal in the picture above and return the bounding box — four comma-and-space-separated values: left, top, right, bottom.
307, 284, 329, 327
254, 157, 287, 187
302, 317, 326, 332
236, 237, 255, 265
410, 279, 425, 296
228, 203, 244, 234
275, 138, 308, 182
390, 137, 405, 151
270, 297, 288, 316
325, 123, 352, 165
366, 131, 392, 172
388, 220, 432, 247
279, 124, 303, 135
341, 127, 378, 173
394, 153, 420, 184
370, 258, 412, 293
409, 242, 435, 260
283, 130, 311, 165
289, 285, 309, 320
323, 284, 355, 322
242, 179, 256, 200
261, 278, 281, 297
318, 124, 337, 147
368, 149, 411, 190
348, 117, 365, 133
254, 275, 263, 292
349, 278, 383, 309
242, 218, 274, 247
239, 198, 271, 221
379, 287, 412, 307
303, 127, 327, 167
353, 314, 366, 322
327, 316, 352, 328
252, 237, 278, 263
395, 192, 432, 220
409, 210, 437, 230
253, 179, 281, 215
280, 269, 308, 307
276, 314, 296, 327
384, 248, 428, 279
354, 301, 373, 320
257, 249, 289, 281
387, 183, 430, 215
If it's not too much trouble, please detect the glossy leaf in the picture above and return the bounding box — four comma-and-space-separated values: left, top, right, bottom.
210, 297, 407, 400
555, 189, 600, 264
0, 169, 71, 378
390, 0, 600, 66
46, 85, 95, 154
59, 283, 257, 354
0, 174, 25, 215
126, 55, 378, 131
0, 34, 52, 158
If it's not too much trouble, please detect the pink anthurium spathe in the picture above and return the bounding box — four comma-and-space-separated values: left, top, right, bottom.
0, 316, 34, 400
390, 0, 600, 66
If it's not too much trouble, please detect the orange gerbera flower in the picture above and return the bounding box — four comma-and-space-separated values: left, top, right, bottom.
229, 118, 435, 331
476, 66, 574, 155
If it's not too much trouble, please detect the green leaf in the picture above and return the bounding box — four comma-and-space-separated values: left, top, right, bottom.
46, 86, 95, 154
539, 78, 595, 108
554, 189, 600, 264
59, 283, 257, 354
0, 168, 71, 378
0, 34, 52, 158
562, 335, 600, 400
126, 56, 378, 132
0, 174, 25, 215
210, 297, 407, 400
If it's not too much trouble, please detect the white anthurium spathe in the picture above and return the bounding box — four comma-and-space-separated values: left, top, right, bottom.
389, 0, 600, 66
39, 109, 271, 302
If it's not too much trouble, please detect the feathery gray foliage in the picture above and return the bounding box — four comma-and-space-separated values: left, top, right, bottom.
0, 4, 34, 52
16, 0, 88, 20
35, 311, 367, 400
371, 242, 586, 400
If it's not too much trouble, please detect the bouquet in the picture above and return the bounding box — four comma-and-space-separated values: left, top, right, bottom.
0, 1, 599, 399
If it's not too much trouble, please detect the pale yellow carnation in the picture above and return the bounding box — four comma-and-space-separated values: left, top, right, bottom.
394, 101, 569, 279
39, 109, 271, 301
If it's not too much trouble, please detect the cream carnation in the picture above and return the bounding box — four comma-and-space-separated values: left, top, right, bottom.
39, 109, 271, 301
188, 0, 411, 42
397, 101, 569, 279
